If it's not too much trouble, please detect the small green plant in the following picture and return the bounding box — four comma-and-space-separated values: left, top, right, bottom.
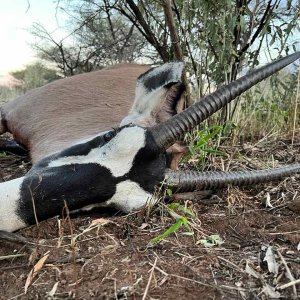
166, 188, 173, 197
233, 70, 299, 142
0, 152, 7, 158
185, 124, 226, 168
150, 203, 194, 245
167, 202, 195, 218
197, 234, 224, 248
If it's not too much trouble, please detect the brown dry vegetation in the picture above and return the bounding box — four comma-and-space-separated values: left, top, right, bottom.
0, 136, 299, 300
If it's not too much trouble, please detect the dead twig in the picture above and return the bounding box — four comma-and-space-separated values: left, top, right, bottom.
0, 230, 31, 245
292, 65, 300, 145
277, 278, 300, 291
142, 257, 157, 300
276, 250, 297, 297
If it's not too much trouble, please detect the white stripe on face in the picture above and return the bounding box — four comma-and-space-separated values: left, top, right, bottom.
106, 180, 156, 212
0, 177, 27, 232
68, 180, 155, 214
48, 126, 146, 177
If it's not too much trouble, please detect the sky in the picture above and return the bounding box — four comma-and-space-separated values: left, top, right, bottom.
0, 0, 67, 75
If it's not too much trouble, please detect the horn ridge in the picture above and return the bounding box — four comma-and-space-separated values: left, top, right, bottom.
164, 163, 300, 192
150, 52, 300, 150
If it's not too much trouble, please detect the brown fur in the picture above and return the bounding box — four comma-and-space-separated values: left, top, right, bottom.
1, 64, 150, 163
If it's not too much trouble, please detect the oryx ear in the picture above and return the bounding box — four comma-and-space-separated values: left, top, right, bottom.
120, 62, 185, 127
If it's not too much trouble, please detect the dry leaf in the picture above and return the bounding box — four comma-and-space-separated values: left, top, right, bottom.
262, 283, 281, 298
263, 246, 278, 275
101, 244, 117, 255
73, 218, 115, 243
245, 261, 261, 279
139, 223, 149, 230
25, 254, 49, 294
48, 282, 59, 297
265, 193, 273, 208
90, 218, 111, 227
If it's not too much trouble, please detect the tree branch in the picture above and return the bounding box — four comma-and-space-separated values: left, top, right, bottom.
238, 0, 274, 56
162, 0, 191, 106
120, 0, 169, 61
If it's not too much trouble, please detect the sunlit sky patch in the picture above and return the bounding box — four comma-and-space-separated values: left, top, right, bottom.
0, 0, 67, 75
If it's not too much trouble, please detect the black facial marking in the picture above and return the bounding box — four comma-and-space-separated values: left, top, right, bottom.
138, 65, 181, 92
32, 125, 135, 170
60, 135, 107, 157
127, 131, 166, 193
32, 135, 108, 170
16, 125, 166, 226
17, 163, 118, 225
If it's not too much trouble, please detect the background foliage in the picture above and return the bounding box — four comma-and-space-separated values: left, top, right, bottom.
3, 0, 300, 141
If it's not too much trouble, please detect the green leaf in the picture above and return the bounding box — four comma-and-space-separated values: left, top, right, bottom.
150, 217, 185, 244
276, 26, 282, 38
166, 189, 173, 197
167, 202, 180, 210
167, 202, 195, 217
198, 240, 216, 247
240, 15, 246, 33
270, 33, 276, 46
286, 23, 294, 35
196, 127, 222, 147
197, 234, 224, 247
203, 148, 226, 156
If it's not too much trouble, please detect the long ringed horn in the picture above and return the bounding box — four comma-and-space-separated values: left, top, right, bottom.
149, 52, 300, 151
165, 164, 300, 192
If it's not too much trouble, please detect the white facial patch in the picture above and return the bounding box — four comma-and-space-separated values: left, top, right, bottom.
105, 180, 157, 212
120, 88, 166, 127
70, 180, 157, 214
0, 177, 27, 232
120, 61, 184, 127
48, 126, 147, 177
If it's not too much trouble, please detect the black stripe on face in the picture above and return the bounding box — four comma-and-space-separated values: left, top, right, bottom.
139, 68, 176, 92
33, 125, 135, 170
59, 135, 107, 157
32, 135, 108, 170
17, 127, 165, 226
127, 131, 166, 193
17, 163, 117, 225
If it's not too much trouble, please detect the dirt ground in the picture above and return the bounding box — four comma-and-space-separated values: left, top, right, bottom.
0, 138, 299, 300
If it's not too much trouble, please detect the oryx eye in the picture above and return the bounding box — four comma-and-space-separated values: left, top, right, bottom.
104, 130, 116, 142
